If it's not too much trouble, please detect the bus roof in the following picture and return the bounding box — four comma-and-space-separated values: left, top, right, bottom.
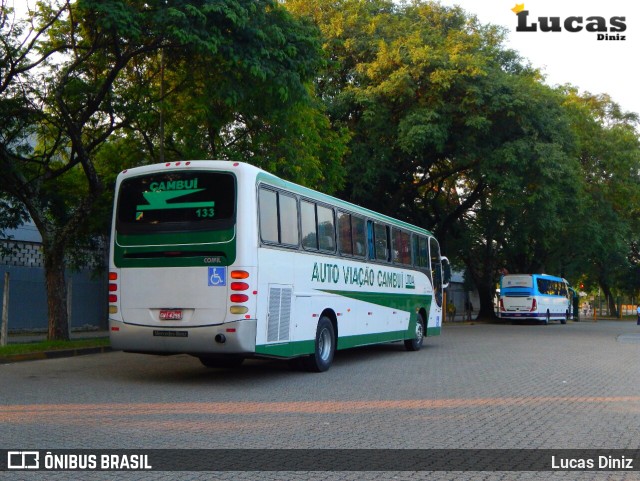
502, 273, 568, 284
118, 160, 435, 237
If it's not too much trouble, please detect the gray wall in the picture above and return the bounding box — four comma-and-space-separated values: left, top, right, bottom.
1, 239, 107, 332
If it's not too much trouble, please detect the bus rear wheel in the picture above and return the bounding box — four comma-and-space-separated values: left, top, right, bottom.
303, 316, 335, 372
404, 314, 425, 351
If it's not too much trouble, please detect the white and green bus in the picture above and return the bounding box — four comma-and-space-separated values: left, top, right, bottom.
109, 161, 450, 371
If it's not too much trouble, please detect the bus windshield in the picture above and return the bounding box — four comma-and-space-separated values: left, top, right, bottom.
116, 171, 235, 233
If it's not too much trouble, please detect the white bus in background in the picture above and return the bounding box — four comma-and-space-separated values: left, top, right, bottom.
499, 274, 573, 324
108, 161, 451, 371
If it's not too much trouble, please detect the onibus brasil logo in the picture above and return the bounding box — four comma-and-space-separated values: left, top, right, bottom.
512, 3, 626, 41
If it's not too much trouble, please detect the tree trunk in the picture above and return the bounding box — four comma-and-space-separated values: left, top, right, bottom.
477, 283, 497, 320
462, 223, 500, 321
600, 282, 618, 318
44, 244, 69, 341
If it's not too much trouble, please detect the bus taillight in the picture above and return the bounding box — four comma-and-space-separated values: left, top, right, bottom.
231, 270, 249, 279
530, 298, 538, 312
229, 306, 248, 314
230, 271, 250, 315
108, 271, 119, 314
231, 282, 249, 291
499, 299, 505, 312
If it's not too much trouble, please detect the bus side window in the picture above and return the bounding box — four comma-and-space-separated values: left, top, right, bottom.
414, 235, 431, 282
537, 279, 550, 295
412, 235, 420, 266
392, 229, 411, 265
367, 221, 375, 260
301, 200, 318, 250
258, 187, 298, 247
337, 211, 353, 255
352, 215, 366, 257
317, 205, 335, 252
279, 193, 299, 246
374, 223, 389, 262
258, 188, 279, 243
339, 212, 366, 258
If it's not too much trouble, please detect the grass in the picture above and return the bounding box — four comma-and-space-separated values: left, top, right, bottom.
0, 337, 110, 357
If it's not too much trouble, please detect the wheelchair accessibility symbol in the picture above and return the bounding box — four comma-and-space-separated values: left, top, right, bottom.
208, 267, 226, 286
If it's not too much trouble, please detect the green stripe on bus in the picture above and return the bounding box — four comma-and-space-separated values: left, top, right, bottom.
117, 227, 234, 246
256, 330, 408, 358
255, 326, 440, 359
319, 289, 436, 347
318, 289, 432, 313
337, 330, 410, 349
426, 327, 441, 336
255, 340, 315, 358
114, 228, 236, 268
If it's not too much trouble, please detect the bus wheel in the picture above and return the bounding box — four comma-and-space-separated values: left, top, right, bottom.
303, 316, 335, 372
404, 314, 425, 352
198, 356, 244, 368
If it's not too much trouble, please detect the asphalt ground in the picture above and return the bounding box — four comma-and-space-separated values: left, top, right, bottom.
1, 320, 640, 481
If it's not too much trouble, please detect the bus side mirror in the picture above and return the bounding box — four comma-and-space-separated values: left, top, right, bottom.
441, 256, 451, 289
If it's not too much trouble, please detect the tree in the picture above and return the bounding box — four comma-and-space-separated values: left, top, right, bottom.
562, 90, 640, 316
287, 0, 584, 317
0, 0, 332, 339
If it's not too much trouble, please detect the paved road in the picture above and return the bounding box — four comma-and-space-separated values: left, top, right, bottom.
2, 321, 640, 480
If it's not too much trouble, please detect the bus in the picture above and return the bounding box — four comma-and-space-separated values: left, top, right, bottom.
498, 274, 573, 324
108, 161, 450, 371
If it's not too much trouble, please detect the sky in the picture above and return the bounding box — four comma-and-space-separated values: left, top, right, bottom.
436, 0, 640, 116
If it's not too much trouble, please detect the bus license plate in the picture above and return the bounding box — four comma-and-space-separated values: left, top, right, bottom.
159, 309, 183, 320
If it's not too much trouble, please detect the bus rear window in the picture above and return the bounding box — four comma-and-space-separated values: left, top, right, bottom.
502, 275, 533, 289
116, 171, 235, 233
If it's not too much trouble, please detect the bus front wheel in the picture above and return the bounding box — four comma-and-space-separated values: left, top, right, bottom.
303, 316, 335, 372
404, 314, 425, 352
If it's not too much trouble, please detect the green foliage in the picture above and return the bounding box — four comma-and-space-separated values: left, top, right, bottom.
561, 89, 640, 303
1, 0, 638, 325
0, 0, 343, 338
0, 195, 29, 256
286, 0, 640, 315
102, 0, 346, 192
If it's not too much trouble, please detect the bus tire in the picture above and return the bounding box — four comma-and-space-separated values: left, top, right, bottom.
404, 314, 425, 352
199, 356, 244, 368
303, 316, 335, 372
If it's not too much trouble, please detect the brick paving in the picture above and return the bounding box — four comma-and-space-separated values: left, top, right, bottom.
1, 320, 640, 480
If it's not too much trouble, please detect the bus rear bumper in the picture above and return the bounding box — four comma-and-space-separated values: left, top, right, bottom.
109, 318, 257, 355
499, 312, 565, 320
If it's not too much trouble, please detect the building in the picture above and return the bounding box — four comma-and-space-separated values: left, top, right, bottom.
1, 220, 107, 332
445, 269, 480, 322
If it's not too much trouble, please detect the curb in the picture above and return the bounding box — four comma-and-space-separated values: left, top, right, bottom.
0, 346, 113, 364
